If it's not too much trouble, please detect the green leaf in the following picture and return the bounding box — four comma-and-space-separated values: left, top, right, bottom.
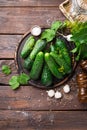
71, 47, 78, 53
65, 20, 87, 34
79, 44, 87, 60
9, 76, 20, 90
71, 28, 87, 44
51, 21, 63, 32
18, 73, 30, 85
9, 73, 30, 90
72, 43, 87, 61
75, 46, 81, 61
2, 65, 11, 75
69, 21, 87, 61
41, 29, 55, 42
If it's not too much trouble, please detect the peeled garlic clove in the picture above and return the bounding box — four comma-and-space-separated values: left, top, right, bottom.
47, 90, 55, 98
54, 91, 62, 99
63, 84, 70, 93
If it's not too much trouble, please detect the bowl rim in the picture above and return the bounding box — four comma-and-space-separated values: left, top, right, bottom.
15, 28, 77, 90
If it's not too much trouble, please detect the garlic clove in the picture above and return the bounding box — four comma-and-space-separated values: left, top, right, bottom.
46, 90, 55, 98
54, 91, 62, 99
63, 84, 70, 93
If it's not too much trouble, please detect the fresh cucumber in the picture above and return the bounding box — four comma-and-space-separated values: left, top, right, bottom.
30, 52, 44, 80
21, 36, 35, 59
24, 39, 46, 70
45, 53, 63, 79
29, 39, 46, 60
55, 38, 71, 66
55, 38, 67, 49
24, 57, 33, 70
41, 63, 52, 86
50, 52, 72, 74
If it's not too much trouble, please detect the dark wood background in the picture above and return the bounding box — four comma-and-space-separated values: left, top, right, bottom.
0, 0, 87, 129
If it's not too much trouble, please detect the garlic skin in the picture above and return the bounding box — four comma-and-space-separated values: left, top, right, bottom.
31, 25, 41, 36
65, 34, 72, 42
63, 84, 71, 93
47, 90, 55, 98
58, 32, 72, 42
54, 91, 62, 99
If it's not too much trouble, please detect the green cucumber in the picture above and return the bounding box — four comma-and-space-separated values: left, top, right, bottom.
24, 58, 33, 70
45, 53, 63, 79
55, 38, 67, 49
24, 39, 46, 70
50, 52, 72, 74
21, 36, 35, 59
55, 38, 71, 66
30, 52, 44, 80
29, 39, 46, 60
41, 63, 52, 86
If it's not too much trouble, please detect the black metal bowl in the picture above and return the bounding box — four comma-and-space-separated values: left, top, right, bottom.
15, 29, 77, 89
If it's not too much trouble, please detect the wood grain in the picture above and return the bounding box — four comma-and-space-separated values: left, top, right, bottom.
0, 85, 87, 110
0, 35, 22, 58
0, 85, 86, 110
0, 0, 64, 7
0, 7, 65, 34
0, 110, 87, 130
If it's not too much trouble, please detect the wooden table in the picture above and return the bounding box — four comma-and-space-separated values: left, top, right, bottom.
0, 0, 87, 129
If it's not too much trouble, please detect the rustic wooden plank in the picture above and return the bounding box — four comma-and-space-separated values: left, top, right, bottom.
0, 0, 64, 7
0, 35, 22, 58
0, 85, 87, 110
0, 7, 65, 34
0, 110, 87, 130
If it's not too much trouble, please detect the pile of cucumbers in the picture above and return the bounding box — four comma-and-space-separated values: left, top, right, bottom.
21, 35, 72, 87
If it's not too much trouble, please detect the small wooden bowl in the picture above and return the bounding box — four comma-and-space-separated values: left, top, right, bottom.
15, 29, 77, 89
